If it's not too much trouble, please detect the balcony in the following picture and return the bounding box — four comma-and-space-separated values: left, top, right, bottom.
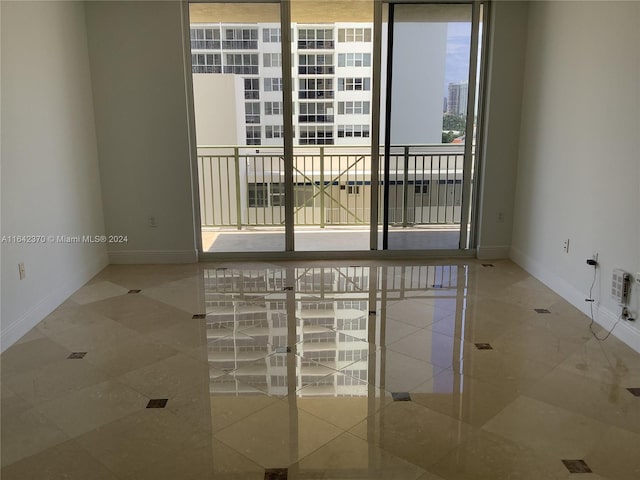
198, 144, 465, 252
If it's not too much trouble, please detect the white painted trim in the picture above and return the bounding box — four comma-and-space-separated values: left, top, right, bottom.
510, 246, 640, 353
0, 253, 108, 352
476, 245, 510, 259
108, 249, 198, 264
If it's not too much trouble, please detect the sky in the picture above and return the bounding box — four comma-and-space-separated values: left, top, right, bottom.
444, 22, 472, 98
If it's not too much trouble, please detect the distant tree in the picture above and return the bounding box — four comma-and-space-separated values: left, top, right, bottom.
442, 113, 466, 132
442, 131, 455, 143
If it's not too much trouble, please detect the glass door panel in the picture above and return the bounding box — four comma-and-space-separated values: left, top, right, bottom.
380, 3, 476, 251
190, 3, 286, 253
291, 0, 374, 251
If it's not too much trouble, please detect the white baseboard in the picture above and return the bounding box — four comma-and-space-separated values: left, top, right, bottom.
108, 249, 198, 264
510, 246, 640, 353
477, 245, 511, 260
1, 253, 108, 352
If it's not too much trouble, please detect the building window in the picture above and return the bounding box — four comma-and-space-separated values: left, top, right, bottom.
337, 101, 370, 115
191, 53, 222, 73
338, 53, 371, 67
245, 102, 260, 124
337, 77, 371, 91
263, 53, 282, 68
298, 28, 334, 49
190, 27, 221, 50
264, 77, 283, 92
299, 126, 334, 145
244, 78, 260, 99
264, 101, 283, 115
246, 126, 261, 145
222, 28, 258, 49
224, 54, 259, 74
337, 124, 370, 138
337, 27, 372, 43
248, 183, 284, 207
265, 125, 284, 138
299, 102, 334, 123
263, 28, 281, 43
299, 54, 334, 75
299, 78, 334, 99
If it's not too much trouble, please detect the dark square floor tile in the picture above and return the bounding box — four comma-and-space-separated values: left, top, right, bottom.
282, 286, 293, 291
481, 263, 495, 267
264, 468, 288, 479
67, 352, 87, 359
192, 314, 206, 319
275, 346, 291, 354
534, 308, 551, 314
475, 343, 493, 350
128, 289, 141, 294
391, 392, 412, 402
626, 387, 640, 397
368, 310, 376, 315
562, 459, 592, 473
146, 398, 168, 409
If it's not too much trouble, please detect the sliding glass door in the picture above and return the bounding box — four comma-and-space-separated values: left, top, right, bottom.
380, 1, 484, 251
190, 0, 487, 255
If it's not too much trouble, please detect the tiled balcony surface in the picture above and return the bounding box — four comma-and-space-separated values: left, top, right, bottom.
203, 227, 461, 252
2, 260, 640, 479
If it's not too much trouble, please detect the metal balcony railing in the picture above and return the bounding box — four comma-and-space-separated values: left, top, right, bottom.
197, 144, 464, 229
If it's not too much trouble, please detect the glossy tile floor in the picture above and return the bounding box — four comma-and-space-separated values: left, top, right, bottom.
2, 260, 640, 479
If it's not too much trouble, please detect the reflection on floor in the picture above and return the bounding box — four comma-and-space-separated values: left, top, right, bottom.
203, 227, 460, 252
2, 260, 640, 480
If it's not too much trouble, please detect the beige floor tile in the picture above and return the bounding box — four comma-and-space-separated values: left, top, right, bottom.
556, 337, 640, 387
84, 338, 179, 376
116, 352, 208, 398
147, 321, 210, 360
584, 426, 640, 480
379, 349, 448, 393
385, 299, 451, 328
70, 281, 129, 305
380, 318, 422, 345
210, 393, 279, 433
1, 389, 33, 418
2, 357, 111, 406
0, 408, 69, 467
430, 429, 569, 480
209, 438, 265, 480
386, 328, 471, 369
0, 337, 70, 376
90, 263, 201, 290
349, 401, 474, 469
482, 395, 609, 458
522, 367, 640, 434
411, 370, 520, 427
455, 340, 556, 389
76, 409, 210, 478
290, 432, 425, 479
214, 399, 343, 468
0, 439, 119, 480
41, 313, 142, 353
36, 379, 148, 437
141, 276, 206, 314
296, 381, 392, 431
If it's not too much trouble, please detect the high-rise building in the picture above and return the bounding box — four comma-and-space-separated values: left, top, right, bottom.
190, 23, 374, 146
447, 81, 468, 116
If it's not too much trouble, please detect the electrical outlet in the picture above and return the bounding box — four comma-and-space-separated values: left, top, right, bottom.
18, 262, 26, 280
563, 239, 570, 253
148, 216, 158, 228
497, 212, 505, 223
635, 273, 640, 286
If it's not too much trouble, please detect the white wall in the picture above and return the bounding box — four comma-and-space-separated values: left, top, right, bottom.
85, 1, 198, 264
192, 74, 241, 146
511, 1, 640, 351
476, 1, 529, 258
1, 1, 108, 351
